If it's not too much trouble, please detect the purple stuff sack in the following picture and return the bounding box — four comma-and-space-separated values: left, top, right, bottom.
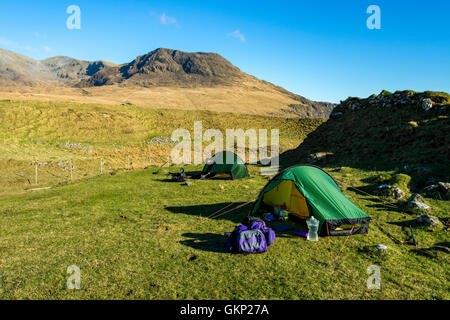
226, 220, 276, 254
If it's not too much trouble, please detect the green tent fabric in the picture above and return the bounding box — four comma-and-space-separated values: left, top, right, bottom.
201, 151, 249, 180
251, 165, 370, 236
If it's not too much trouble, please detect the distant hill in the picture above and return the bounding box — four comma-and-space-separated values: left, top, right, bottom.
0, 48, 116, 84
0, 47, 334, 118
281, 90, 450, 171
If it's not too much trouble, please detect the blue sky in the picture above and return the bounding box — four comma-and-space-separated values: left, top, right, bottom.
0, 0, 449, 103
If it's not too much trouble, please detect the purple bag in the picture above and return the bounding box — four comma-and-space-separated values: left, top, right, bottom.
226, 221, 276, 254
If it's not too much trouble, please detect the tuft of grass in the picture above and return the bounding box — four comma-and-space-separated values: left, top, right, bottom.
390, 174, 412, 194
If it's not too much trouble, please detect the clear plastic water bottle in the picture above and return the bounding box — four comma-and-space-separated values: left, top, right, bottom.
306, 216, 319, 241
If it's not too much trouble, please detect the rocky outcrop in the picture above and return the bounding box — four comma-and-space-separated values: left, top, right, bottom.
335, 90, 449, 114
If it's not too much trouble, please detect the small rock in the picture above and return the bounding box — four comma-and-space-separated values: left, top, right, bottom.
420, 98, 433, 111
330, 111, 343, 119
147, 137, 178, 145
308, 152, 333, 163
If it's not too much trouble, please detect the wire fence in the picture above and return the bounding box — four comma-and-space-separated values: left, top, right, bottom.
0, 155, 173, 194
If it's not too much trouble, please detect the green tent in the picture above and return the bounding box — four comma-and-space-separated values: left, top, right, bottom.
251, 165, 370, 236
201, 151, 249, 180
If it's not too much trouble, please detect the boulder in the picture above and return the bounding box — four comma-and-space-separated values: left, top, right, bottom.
404, 193, 432, 213
414, 214, 441, 228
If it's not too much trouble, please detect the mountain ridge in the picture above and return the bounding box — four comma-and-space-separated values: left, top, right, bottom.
0, 47, 334, 118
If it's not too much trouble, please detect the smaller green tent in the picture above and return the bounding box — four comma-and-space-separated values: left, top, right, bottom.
251, 165, 370, 236
201, 151, 249, 180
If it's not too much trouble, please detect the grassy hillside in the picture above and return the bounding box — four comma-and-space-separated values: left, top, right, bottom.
0, 83, 334, 118
0, 100, 324, 196
281, 91, 450, 192
282, 90, 449, 167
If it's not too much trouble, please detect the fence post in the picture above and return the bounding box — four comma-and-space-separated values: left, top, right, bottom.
35, 163, 38, 185
100, 158, 103, 174
70, 160, 73, 181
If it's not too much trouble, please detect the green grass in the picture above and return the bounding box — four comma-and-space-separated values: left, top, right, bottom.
0, 164, 448, 299
0, 99, 448, 300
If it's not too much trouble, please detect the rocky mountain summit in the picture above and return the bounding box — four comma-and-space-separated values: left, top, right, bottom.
78, 48, 244, 87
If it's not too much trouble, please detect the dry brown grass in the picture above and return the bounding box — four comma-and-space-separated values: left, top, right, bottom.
0, 77, 304, 117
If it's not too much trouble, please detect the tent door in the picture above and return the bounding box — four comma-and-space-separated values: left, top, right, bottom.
262, 180, 309, 218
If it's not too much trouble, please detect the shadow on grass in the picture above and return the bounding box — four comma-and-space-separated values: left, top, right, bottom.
165, 202, 250, 224
156, 178, 177, 182
366, 203, 401, 213
387, 220, 417, 228
179, 232, 229, 253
